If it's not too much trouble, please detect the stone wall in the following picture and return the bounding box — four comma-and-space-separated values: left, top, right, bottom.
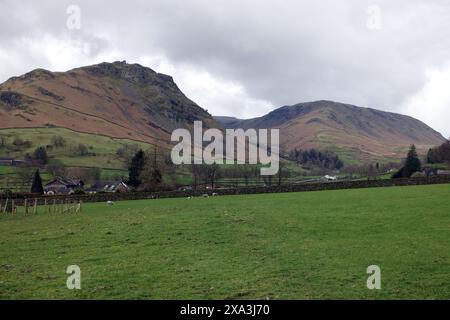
2, 175, 450, 206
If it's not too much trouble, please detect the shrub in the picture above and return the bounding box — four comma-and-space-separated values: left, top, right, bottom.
75, 143, 89, 156
12, 137, 32, 149
51, 135, 66, 148
73, 188, 85, 195
33, 147, 48, 165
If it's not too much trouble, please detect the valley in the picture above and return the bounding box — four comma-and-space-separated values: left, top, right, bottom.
0, 61, 448, 192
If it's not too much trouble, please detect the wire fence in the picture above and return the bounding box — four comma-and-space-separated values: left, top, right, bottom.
0, 198, 83, 215
0, 176, 31, 193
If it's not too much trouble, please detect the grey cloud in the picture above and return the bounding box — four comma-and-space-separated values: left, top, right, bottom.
0, 0, 449, 135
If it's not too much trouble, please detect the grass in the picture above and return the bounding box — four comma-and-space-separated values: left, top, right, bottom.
99, 168, 128, 180
0, 184, 449, 300
0, 166, 18, 175
0, 127, 152, 170
0, 127, 151, 188
0, 127, 190, 186
0, 166, 52, 192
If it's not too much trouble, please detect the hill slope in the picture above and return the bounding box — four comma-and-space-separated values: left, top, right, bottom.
0, 61, 217, 147
0, 62, 445, 165
215, 101, 446, 163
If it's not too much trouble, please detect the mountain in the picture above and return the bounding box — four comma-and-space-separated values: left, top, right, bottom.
0, 61, 217, 147
1, 62, 445, 165
215, 100, 446, 163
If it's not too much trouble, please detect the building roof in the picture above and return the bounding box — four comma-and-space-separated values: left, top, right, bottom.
91, 180, 129, 192
45, 177, 84, 187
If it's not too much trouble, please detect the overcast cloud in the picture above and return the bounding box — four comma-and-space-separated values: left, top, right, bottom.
0, 0, 449, 137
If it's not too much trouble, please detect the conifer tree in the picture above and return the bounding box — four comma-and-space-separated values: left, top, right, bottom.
128, 149, 145, 187
403, 144, 421, 177
31, 169, 44, 194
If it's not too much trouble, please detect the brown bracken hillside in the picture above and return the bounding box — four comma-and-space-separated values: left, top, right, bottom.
0, 61, 217, 148
215, 101, 446, 163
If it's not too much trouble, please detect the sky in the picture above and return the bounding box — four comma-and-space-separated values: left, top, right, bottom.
0, 0, 449, 137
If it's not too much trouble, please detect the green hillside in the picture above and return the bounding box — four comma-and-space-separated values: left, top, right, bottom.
0, 127, 153, 170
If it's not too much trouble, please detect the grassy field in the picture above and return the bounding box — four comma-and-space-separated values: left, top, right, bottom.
0, 184, 449, 299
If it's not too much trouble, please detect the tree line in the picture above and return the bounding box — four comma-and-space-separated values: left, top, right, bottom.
127, 148, 292, 191
427, 140, 450, 164
392, 145, 421, 178
392, 140, 450, 179
288, 148, 344, 170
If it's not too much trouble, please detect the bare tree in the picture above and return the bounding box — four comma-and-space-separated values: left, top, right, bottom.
51, 135, 66, 148
17, 166, 35, 185
0, 135, 6, 148
277, 161, 288, 186
253, 165, 260, 187
206, 164, 220, 189
191, 164, 200, 190
367, 163, 377, 180
240, 165, 253, 187
47, 160, 67, 177
140, 147, 171, 191
116, 143, 139, 165
66, 167, 101, 184
195, 164, 221, 189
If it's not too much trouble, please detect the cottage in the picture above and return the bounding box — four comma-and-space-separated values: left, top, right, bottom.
324, 175, 337, 181
421, 167, 439, 177
86, 180, 130, 194
421, 167, 450, 177
44, 177, 84, 195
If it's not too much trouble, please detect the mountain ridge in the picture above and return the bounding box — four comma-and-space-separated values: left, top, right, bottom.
0, 61, 217, 148
214, 100, 445, 163
0, 61, 445, 164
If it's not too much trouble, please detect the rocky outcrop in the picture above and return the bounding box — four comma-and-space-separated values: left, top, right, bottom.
0, 91, 23, 108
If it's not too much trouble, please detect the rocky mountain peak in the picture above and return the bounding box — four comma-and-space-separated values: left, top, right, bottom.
78, 61, 174, 87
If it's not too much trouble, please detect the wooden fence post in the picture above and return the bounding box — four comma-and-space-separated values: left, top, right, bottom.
24, 199, 28, 214
33, 198, 37, 214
